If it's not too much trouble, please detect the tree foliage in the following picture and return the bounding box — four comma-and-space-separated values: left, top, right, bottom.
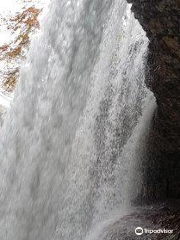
0, 3, 41, 92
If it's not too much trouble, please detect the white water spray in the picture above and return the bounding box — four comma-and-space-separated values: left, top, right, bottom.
0, 0, 155, 239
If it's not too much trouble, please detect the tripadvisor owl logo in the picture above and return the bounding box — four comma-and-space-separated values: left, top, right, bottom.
135, 227, 173, 236
135, 227, 144, 235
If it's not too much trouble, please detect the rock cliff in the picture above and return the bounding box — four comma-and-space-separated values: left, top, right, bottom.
127, 0, 180, 201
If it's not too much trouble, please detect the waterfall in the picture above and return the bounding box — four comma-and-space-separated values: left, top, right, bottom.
0, 0, 155, 239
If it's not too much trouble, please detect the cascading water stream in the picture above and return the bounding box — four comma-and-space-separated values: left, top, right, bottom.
0, 0, 155, 239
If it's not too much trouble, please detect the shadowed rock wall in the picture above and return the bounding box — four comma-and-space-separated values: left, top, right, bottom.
127, 0, 180, 202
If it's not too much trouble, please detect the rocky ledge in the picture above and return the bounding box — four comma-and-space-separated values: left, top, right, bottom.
95, 202, 180, 239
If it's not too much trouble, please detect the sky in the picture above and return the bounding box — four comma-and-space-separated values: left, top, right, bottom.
0, 0, 22, 13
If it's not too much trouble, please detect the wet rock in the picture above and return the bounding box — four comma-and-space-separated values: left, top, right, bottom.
126, 0, 180, 201
91, 202, 180, 239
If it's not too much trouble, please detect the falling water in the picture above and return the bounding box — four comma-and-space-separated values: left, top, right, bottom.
0, 0, 155, 239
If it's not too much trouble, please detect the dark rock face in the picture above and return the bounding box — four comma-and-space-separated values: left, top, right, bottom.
127, 0, 180, 201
